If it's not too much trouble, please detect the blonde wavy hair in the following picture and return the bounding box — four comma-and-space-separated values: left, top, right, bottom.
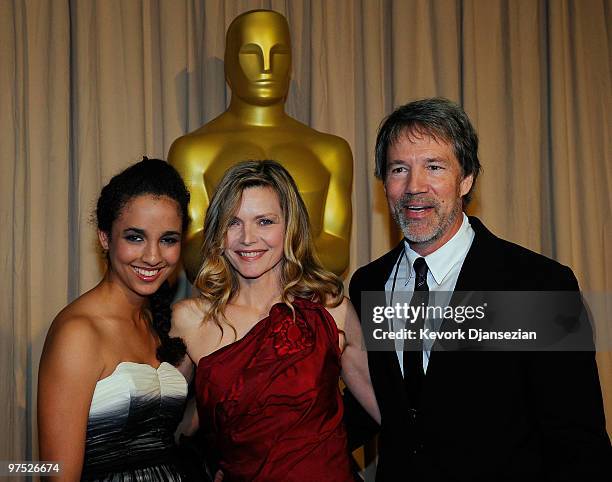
194, 160, 344, 334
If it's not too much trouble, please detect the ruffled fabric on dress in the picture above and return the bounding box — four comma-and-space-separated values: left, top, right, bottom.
81, 362, 187, 481
196, 298, 352, 482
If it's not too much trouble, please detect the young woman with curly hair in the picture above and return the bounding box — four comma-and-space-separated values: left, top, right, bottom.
38, 158, 194, 481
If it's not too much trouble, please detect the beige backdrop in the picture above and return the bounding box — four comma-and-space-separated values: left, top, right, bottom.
1, 0, 610, 463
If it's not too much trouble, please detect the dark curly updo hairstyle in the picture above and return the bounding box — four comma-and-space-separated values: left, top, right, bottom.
95, 157, 190, 366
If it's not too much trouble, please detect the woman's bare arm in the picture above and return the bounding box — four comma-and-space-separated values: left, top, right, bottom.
171, 300, 203, 438
38, 315, 104, 481
329, 298, 381, 424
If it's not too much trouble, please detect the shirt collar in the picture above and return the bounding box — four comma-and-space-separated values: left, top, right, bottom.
403, 213, 473, 286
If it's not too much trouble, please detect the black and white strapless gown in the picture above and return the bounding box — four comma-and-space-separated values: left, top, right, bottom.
81, 361, 188, 481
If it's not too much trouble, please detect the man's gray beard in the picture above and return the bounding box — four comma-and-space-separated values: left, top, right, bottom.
393, 199, 462, 245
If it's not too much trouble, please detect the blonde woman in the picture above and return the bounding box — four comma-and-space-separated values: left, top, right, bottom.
172, 160, 379, 481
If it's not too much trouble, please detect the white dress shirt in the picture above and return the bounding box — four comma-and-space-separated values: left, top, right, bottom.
385, 213, 475, 374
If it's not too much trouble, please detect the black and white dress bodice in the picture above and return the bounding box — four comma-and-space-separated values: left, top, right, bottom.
81, 361, 187, 481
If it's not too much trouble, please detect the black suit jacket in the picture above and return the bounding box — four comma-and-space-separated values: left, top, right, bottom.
345, 217, 611, 481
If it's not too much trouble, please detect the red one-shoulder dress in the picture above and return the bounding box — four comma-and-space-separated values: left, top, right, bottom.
195, 298, 353, 482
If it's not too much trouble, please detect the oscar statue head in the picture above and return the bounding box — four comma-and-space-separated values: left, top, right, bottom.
225, 10, 292, 106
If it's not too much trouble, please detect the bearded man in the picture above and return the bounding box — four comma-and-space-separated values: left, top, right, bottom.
345, 98, 611, 481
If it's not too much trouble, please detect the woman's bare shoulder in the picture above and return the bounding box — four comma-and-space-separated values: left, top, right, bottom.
49, 294, 104, 341
41, 296, 106, 381
323, 296, 351, 328
171, 297, 208, 335
323, 294, 350, 312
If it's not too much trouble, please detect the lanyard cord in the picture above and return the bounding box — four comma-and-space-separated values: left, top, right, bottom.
389, 247, 407, 306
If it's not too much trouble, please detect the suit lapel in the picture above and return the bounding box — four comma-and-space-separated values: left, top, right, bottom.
369, 241, 405, 291
452, 217, 496, 293
429, 217, 497, 362
361, 242, 407, 404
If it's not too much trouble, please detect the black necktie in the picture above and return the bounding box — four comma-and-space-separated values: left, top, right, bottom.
403, 257, 429, 408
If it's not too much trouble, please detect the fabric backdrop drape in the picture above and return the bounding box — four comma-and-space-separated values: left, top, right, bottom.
1, 0, 610, 466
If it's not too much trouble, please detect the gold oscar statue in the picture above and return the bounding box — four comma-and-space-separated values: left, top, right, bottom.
168, 9, 353, 281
